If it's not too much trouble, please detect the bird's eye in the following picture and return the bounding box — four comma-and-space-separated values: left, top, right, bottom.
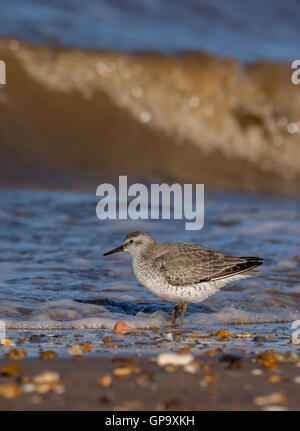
129, 240, 133, 244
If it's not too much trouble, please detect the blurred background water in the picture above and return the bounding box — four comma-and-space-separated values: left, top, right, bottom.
1, 0, 300, 63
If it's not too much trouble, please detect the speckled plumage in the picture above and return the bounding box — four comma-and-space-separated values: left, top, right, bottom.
104, 231, 263, 304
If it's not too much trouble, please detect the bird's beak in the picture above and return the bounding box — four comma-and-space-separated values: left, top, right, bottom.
103, 245, 124, 256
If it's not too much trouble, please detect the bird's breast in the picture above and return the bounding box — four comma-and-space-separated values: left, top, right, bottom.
132, 257, 152, 286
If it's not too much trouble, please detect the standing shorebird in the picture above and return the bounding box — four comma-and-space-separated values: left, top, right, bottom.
103, 231, 263, 327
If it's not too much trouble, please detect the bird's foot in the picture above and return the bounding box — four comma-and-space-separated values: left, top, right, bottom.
178, 302, 187, 327
167, 303, 181, 327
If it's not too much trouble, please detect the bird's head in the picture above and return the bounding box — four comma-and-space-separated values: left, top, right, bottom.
103, 231, 155, 258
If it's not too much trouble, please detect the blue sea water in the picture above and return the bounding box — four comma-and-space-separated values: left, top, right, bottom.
0, 0, 299, 62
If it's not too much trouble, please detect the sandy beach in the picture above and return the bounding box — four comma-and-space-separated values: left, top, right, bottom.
1, 350, 300, 411
1, 326, 300, 411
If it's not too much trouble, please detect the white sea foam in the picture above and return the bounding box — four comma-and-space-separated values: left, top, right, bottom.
1, 298, 299, 330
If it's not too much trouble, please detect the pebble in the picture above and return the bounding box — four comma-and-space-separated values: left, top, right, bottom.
98, 375, 112, 387
40, 350, 57, 359
157, 352, 194, 367
53, 384, 65, 395
165, 332, 173, 341
0, 364, 24, 377
33, 371, 60, 385
183, 362, 199, 374
22, 383, 35, 393
5, 348, 27, 360
113, 321, 135, 333
269, 375, 281, 383
236, 332, 251, 338
291, 336, 300, 345
114, 366, 140, 376
252, 369, 263, 376
253, 336, 267, 342
0, 383, 21, 399
81, 343, 94, 352
1, 338, 15, 347
254, 392, 286, 406
68, 344, 82, 356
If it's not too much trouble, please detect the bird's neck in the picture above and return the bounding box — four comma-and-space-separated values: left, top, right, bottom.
132, 244, 154, 263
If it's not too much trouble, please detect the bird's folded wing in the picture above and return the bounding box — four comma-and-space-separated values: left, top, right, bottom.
153, 244, 260, 286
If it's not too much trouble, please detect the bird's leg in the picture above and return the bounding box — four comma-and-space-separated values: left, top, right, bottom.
178, 302, 187, 327
172, 304, 181, 324
167, 303, 181, 327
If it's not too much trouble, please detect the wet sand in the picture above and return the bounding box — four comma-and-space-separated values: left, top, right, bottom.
0, 350, 300, 411
1, 326, 300, 411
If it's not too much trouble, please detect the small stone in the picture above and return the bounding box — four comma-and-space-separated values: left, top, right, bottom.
113, 321, 135, 333
114, 367, 140, 377
35, 384, 54, 394
1, 338, 15, 347
0, 383, 21, 399
291, 336, 300, 345
236, 332, 251, 338
253, 336, 267, 342
33, 371, 60, 385
256, 353, 278, 370
269, 375, 281, 383
5, 348, 27, 360
81, 343, 94, 352
0, 364, 24, 377
68, 345, 82, 356
252, 369, 263, 376
184, 362, 200, 374
213, 329, 236, 338
157, 352, 194, 367
98, 375, 112, 387
40, 350, 57, 359
22, 383, 35, 393
254, 392, 286, 406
